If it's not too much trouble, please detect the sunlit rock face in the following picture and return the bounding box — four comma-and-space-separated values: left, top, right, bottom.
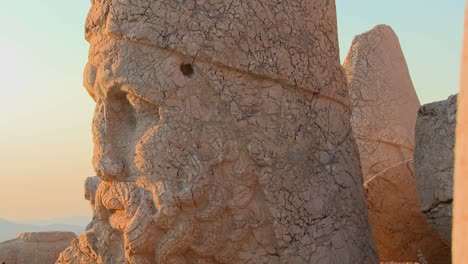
454, 3, 468, 264
58, 1, 378, 263
415, 95, 457, 243
343, 25, 450, 263
343, 25, 420, 182
0, 232, 76, 264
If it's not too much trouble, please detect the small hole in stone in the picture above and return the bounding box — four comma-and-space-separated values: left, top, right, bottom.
180, 63, 194, 77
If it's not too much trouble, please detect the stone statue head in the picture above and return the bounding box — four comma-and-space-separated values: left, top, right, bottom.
59, 1, 378, 263
82, 2, 281, 263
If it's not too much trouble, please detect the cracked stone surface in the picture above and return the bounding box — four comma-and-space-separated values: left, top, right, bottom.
415, 95, 457, 243
0, 232, 76, 264
57, 1, 378, 263
343, 25, 450, 263
365, 162, 450, 264
381, 263, 419, 264
84, 176, 102, 231
454, 4, 468, 264
343, 25, 420, 182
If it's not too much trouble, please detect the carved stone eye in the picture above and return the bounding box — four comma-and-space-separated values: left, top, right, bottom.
180, 63, 194, 77
127, 93, 159, 117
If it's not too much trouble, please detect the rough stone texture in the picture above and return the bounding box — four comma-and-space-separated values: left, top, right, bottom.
343, 25, 420, 182
454, 2, 468, 263
58, 1, 378, 263
365, 162, 450, 263
0, 232, 76, 264
343, 25, 450, 263
415, 95, 457, 243
84, 176, 102, 231
381, 263, 419, 264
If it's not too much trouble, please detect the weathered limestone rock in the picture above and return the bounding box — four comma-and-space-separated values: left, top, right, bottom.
454, 2, 468, 263
84, 176, 102, 231
381, 263, 419, 264
58, 1, 378, 263
415, 95, 457, 243
0, 232, 76, 264
365, 162, 450, 263
343, 25, 450, 263
343, 25, 420, 182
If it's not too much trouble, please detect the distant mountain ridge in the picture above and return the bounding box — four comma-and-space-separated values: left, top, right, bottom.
18, 216, 91, 227
0, 217, 87, 242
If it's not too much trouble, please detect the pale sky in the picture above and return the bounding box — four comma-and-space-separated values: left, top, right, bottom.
0, 1, 465, 221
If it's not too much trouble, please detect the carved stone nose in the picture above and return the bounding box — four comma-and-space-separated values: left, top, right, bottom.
84, 63, 97, 89
92, 96, 129, 181
83, 63, 98, 101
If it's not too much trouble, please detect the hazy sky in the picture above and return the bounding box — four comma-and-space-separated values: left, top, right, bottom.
0, 1, 465, 221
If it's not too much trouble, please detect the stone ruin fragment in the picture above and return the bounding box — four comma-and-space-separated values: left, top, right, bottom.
343, 25, 420, 183
84, 176, 102, 231
343, 25, 450, 263
58, 0, 379, 263
415, 95, 457, 244
0, 232, 76, 264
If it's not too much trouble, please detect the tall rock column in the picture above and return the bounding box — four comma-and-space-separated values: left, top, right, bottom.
415, 95, 457, 244
343, 25, 450, 263
344, 25, 420, 182
58, 1, 378, 263
454, 2, 468, 263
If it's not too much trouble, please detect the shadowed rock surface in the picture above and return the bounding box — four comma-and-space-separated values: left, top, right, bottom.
415, 95, 457, 243
84, 176, 102, 231
381, 263, 420, 264
365, 161, 450, 263
0, 232, 76, 264
343, 25, 450, 263
58, 0, 378, 263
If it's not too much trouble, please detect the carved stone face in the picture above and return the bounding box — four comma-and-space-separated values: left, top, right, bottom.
83, 43, 275, 262
82, 3, 277, 263
58, 1, 379, 263
84, 42, 198, 181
